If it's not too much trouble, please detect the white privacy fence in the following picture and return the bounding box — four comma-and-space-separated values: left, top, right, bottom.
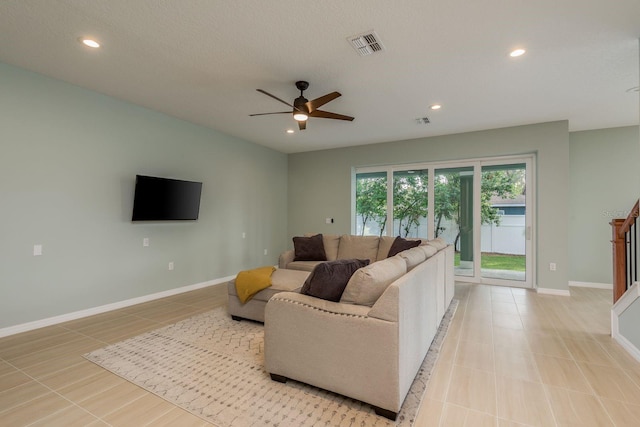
357, 215, 526, 255
437, 215, 525, 255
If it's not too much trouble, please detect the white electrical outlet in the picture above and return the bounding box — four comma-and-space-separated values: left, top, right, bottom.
242, 232, 246, 239
33, 244, 43, 256
168, 262, 174, 271
549, 262, 557, 271
264, 249, 268, 255
143, 238, 149, 247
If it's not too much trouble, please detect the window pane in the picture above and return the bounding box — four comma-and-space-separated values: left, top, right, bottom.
392, 169, 428, 238
480, 164, 527, 281
355, 172, 387, 236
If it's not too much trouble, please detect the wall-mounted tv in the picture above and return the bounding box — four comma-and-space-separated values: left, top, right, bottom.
132, 175, 203, 221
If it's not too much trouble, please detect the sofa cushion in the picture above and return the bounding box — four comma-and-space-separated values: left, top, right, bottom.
420, 244, 438, 258
337, 235, 380, 263
286, 260, 325, 272
340, 255, 407, 307
426, 237, 448, 250
304, 233, 341, 261
387, 236, 421, 257
398, 246, 427, 270
300, 259, 370, 302
293, 234, 327, 261
376, 236, 396, 261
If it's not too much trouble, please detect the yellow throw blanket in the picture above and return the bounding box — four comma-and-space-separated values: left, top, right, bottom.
235, 266, 276, 304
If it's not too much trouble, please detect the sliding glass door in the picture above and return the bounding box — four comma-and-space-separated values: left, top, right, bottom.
480, 163, 529, 284
353, 156, 534, 288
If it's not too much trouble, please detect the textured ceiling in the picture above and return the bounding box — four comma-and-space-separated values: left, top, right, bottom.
0, 0, 639, 153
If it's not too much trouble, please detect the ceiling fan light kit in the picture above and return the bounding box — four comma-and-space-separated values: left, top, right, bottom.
250, 81, 354, 130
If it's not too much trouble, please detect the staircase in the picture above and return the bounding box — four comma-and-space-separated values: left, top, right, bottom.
611, 199, 640, 363
611, 199, 640, 303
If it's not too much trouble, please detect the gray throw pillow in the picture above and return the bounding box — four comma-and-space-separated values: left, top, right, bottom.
300, 259, 370, 302
293, 234, 327, 261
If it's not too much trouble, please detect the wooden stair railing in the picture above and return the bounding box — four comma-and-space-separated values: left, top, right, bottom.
612, 199, 640, 303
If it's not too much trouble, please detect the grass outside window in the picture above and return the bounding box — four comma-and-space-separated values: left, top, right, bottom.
454, 252, 525, 271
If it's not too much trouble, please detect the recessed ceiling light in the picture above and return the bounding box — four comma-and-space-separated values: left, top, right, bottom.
80, 38, 100, 48
286, 129, 294, 134
430, 104, 442, 110
510, 48, 526, 57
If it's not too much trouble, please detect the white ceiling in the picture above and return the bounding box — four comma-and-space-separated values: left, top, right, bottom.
1, 0, 639, 154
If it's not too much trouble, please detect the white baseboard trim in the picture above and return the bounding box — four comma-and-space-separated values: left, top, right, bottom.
0, 275, 235, 338
610, 282, 640, 363
569, 281, 613, 290
536, 287, 571, 296
612, 333, 640, 363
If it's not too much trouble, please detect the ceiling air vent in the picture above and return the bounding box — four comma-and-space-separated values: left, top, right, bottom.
415, 117, 430, 125
347, 31, 385, 56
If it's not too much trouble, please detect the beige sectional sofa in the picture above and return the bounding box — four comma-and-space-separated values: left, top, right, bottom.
263, 234, 454, 420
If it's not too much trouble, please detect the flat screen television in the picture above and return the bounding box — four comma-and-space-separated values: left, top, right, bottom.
132, 175, 202, 221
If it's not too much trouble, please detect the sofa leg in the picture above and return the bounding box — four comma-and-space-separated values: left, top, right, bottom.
231, 315, 243, 321
374, 406, 398, 421
270, 373, 288, 383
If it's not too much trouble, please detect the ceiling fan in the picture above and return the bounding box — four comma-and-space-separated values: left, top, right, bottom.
250, 81, 354, 130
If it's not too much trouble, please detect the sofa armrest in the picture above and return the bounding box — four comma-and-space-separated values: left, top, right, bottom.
268, 291, 371, 318
368, 283, 399, 322
278, 249, 294, 269
264, 292, 401, 412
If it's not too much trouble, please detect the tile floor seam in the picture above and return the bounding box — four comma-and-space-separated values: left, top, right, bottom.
591, 394, 621, 427
438, 297, 465, 427
555, 316, 620, 427
140, 404, 186, 427
491, 290, 501, 426
0, 358, 110, 425
88, 389, 149, 422
0, 361, 53, 414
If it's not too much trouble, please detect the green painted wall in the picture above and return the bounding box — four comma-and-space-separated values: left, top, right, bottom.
288, 121, 570, 291
0, 62, 288, 329
569, 126, 640, 285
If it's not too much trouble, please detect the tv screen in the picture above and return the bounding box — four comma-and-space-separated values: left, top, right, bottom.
132, 175, 202, 221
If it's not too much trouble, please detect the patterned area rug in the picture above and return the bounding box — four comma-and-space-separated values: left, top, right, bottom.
84, 299, 458, 427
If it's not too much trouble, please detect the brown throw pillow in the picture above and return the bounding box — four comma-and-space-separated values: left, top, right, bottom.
387, 236, 421, 257
300, 259, 370, 302
293, 234, 327, 261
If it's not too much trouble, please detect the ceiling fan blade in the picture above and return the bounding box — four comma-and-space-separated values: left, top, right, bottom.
305, 91, 341, 113
308, 109, 354, 121
298, 120, 307, 131
249, 111, 291, 116
256, 89, 300, 111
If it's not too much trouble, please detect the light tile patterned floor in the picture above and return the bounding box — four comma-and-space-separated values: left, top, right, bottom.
1, 283, 639, 426
415, 283, 640, 426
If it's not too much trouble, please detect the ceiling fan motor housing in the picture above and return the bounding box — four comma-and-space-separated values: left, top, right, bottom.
294, 96, 309, 113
